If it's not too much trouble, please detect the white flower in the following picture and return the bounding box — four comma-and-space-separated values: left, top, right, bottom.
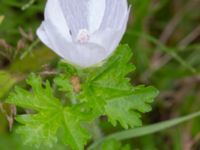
37, 0, 130, 68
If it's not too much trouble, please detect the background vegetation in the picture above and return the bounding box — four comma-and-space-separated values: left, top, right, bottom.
0, 0, 200, 149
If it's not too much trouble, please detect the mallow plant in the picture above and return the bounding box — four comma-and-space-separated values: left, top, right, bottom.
6, 0, 158, 150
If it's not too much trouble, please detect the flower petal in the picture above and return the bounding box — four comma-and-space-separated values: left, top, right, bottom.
62, 44, 107, 67
37, 23, 52, 48
99, 0, 128, 30
37, 22, 63, 57
38, 20, 107, 68
59, 0, 88, 38
106, 8, 131, 55
88, 0, 106, 33
44, 0, 71, 42
90, 8, 130, 56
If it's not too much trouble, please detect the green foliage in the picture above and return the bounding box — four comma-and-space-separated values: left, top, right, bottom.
7, 75, 62, 146
7, 74, 90, 150
104, 86, 157, 129
6, 45, 158, 150
79, 45, 158, 129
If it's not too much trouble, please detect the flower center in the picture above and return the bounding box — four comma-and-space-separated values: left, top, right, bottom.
76, 29, 90, 44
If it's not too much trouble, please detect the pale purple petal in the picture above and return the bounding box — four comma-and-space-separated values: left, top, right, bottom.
90, 8, 130, 55
44, 0, 71, 42
106, 8, 131, 55
37, 22, 63, 57
62, 44, 107, 67
88, 0, 106, 33
37, 23, 53, 50
99, 0, 128, 30
59, 0, 88, 39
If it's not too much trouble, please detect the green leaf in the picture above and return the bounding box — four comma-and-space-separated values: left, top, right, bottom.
7, 74, 90, 150
7, 74, 61, 111
105, 86, 158, 129
80, 45, 158, 128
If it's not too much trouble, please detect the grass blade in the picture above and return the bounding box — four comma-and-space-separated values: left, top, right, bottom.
88, 111, 200, 150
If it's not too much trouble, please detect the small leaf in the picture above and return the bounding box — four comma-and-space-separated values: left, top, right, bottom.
80, 45, 158, 128
7, 74, 90, 150
7, 74, 61, 111
105, 86, 158, 129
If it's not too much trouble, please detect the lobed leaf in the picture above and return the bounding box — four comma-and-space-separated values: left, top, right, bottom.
80, 45, 158, 128
7, 74, 90, 150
